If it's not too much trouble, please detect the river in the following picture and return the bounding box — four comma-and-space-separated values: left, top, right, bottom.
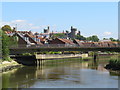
2, 55, 120, 88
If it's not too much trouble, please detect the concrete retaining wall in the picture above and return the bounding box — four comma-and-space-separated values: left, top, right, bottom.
35, 54, 82, 59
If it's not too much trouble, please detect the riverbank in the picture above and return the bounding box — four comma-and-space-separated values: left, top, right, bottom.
0, 60, 23, 72
105, 63, 120, 71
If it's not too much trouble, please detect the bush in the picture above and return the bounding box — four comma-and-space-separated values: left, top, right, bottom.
107, 58, 120, 70
2, 57, 12, 62
22, 53, 32, 56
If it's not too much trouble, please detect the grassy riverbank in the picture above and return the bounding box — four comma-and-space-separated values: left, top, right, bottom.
105, 59, 120, 70
105, 54, 120, 71
0, 60, 22, 72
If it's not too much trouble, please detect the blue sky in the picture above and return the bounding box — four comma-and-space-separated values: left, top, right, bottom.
2, 2, 118, 39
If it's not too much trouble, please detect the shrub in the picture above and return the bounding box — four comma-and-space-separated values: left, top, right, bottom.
108, 58, 120, 70
22, 53, 32, 56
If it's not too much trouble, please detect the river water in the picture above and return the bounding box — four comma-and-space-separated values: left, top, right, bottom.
2, 56, 120, 88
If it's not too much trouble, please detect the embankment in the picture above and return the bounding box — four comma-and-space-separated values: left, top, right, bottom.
11, 54, 86, 66
0, 60, 22, 72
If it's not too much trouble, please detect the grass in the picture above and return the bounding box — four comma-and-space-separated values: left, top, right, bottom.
105, 54, 120, 70
0, 60, 19, 68
82, 57, 93, 60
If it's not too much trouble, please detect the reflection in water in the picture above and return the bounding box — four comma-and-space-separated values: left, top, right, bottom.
2, 66, 37, 88
2, 58, 119, 88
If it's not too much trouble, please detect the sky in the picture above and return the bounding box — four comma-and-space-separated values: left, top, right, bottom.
1, 2, 118, 39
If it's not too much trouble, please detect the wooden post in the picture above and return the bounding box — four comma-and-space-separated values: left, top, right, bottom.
93, 54, 97, 63
35, 59, 37, 66
38, 59, 40, 66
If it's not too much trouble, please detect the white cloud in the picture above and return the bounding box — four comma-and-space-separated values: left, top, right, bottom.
103, 32, 112, 36
1, 20, 43, 32
11, 20, 26, 23
1, 20, 56, 33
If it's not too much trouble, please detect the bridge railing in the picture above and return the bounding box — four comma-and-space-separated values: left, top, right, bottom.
9, 44, 120, 49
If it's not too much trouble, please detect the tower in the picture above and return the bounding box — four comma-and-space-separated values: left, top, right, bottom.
70, 26, 77, 39
44, 26, 50, 33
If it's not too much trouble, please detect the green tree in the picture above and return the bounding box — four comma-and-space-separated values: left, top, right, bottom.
87, 35, 99, 42
86, 36, 92, 41
75, 35, 86, 40
52, 33, 66, 38
103, 38, 108, 40
0, 29, 17, 61
1, 30, 10, 60
109, 37, 117, 41
1, 25, 12, 31
0, 30, 2, 62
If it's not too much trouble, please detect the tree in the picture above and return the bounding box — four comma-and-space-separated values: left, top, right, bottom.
87, 35, 99, 42
52, 33, 66, 38
109, 37, 117, 41
0, 29, 17, 61
1, 30, 10, 60
0, 30, 2, 61
1, 25, 12, 31
103, 38, 108, 40
75, 35, 86, 40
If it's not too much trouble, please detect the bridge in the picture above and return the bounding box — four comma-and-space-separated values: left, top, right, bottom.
9, 44, 120, 55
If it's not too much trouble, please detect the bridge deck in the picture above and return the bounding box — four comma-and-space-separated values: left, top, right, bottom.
9, 45, 120, 54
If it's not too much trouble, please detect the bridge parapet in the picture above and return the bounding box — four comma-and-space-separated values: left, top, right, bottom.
9, 44, 120, 49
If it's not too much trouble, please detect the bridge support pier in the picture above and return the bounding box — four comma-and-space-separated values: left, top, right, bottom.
37, 59, 44, 66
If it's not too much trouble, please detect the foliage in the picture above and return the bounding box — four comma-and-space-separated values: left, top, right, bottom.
1, 25, 12, 31
103, 37, 119, 42
75, 35, 86, 40
103, 38, 108, 40
0, 29, 18, 61
3, 56, 13, 62
8, 36, 18, 46
63, 51, 81, 54
22, 53, 32, 56
86, 35, 99, 42
37, 51, 62, 54
2, 30, 10, 61
88, 51, 98, 56
109, 38, 116, 41
109, 59, 120, 69
82, 57, 92, 60
52, 33, 66, 38
106, 54, 120, 70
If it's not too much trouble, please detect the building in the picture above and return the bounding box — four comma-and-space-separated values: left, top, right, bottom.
68, 26, 77, 39
49, 38, 75, 47
49, 26, 81, 39
73, 39, 118, 47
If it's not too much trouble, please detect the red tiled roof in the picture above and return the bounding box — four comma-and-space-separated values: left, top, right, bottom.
57, 38, 74, 45
38, 37, 46, 42
24, 34, 43, 45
